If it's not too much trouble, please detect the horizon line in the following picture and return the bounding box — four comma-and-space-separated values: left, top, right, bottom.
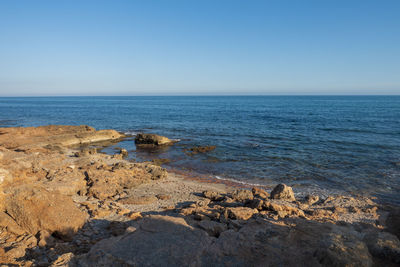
0, 94, 400, 97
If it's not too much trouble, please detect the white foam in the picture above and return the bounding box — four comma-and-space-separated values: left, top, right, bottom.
124, 131, 138, 136
214, 175, 265, 187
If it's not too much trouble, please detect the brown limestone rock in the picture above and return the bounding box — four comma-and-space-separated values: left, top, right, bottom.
252, 187, 269, 199
270, 183, 295, 201
5, 185, 87, 240
227, 207, 258, 220
231, 189, 254, 203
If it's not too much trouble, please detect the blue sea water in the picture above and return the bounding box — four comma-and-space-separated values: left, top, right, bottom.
0, 96, 399, 203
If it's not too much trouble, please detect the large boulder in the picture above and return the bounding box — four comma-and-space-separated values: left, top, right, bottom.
78, 215, 213, 266
270, 183, 296, 201
135, 133, 174, 146
5, 185, 87, 240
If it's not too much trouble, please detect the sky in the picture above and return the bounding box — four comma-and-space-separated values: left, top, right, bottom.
0, 0, 399, 96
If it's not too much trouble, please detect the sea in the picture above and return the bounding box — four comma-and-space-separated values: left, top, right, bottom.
0, 96, 399, 204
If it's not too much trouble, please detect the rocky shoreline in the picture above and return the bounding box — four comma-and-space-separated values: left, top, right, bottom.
0, 125, 399, 266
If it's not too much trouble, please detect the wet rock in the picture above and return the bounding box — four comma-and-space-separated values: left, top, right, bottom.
5, 185, 87, 240
252, 187, 269, 199
227, 207, 258, 220
270, 184, 295, 201
231, 189, 253, 203
135, 133, 174, 146
184, 146, 216, 155
305, 194, 319, 205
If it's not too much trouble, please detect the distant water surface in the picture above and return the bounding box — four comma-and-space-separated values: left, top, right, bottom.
0, 96, 399, 204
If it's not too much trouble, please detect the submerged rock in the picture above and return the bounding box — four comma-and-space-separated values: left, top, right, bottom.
185, 145, 216, 155
270, 183, 295, 201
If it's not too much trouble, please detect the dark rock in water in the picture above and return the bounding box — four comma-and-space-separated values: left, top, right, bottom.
185, 145, 216, 155
135, 133, 174, 146
270, 183, 295, 201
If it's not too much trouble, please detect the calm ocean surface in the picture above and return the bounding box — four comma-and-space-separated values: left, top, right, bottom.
1, 96, 399, 203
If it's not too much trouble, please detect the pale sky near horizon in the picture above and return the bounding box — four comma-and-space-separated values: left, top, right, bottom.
0, 0, 399, 96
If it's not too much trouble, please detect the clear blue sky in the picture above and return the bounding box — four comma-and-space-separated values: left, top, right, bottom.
0, 0, 399, 96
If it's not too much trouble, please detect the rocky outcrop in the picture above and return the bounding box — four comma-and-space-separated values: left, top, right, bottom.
135, 133, 174, 146
5, 185, 87, 240
270, 183, 296, 201
0, 125, 124, 152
